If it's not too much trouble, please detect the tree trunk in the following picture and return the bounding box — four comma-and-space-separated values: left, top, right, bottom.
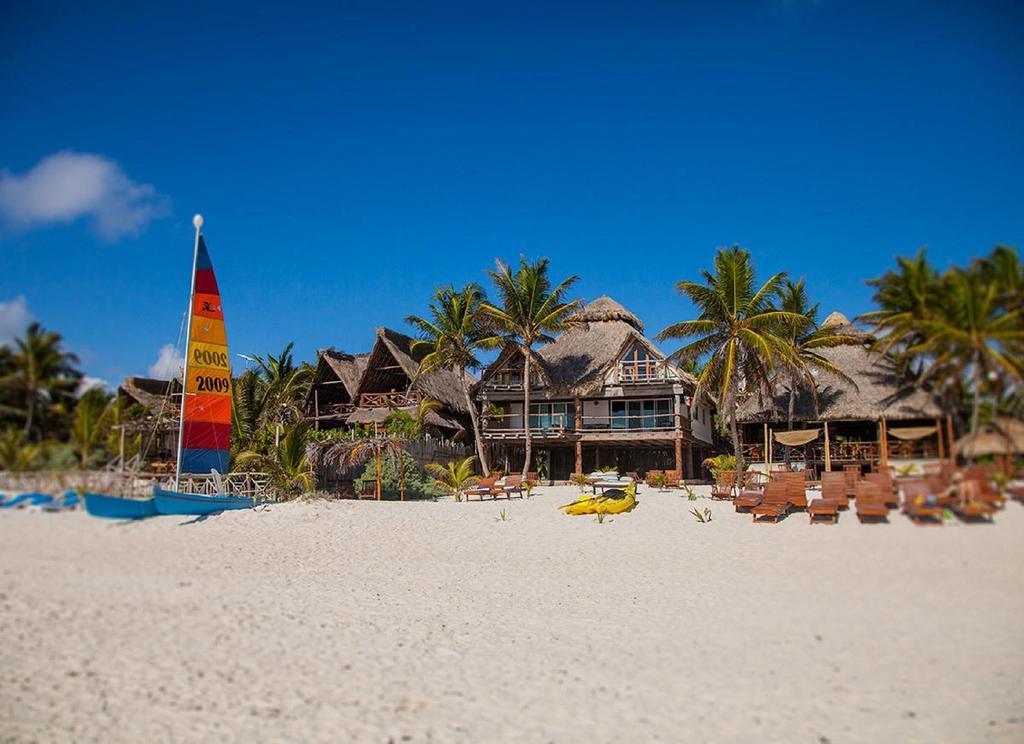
461, 367, 490, 475
729, 387, 744, 488
970, 355, 983, 437
23, 393, 34, 439
785, 385, 796, 466
522, 347, 532, 479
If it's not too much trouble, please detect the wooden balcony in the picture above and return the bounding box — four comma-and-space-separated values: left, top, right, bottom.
358, 390, 422, 408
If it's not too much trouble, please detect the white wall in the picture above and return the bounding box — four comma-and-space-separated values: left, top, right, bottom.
690, 403, 714, 444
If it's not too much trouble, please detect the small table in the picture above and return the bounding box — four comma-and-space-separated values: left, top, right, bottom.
807, 499, 839, 524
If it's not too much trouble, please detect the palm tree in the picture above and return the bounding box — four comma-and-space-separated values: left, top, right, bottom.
656, 247, 806, 482
0, 427, 41, 471
248, 342, 313, 427
777, 279, 860, 463
406, 284, 499, 473
70, 389, 112, 467
975, 244, 1023, 313
384, 398, 441, 440
235, 421, 314, 498
861, 248, 941, 375
913, 268, 1023, 435
426, 455, 479, 501
0, 323, 81, 439
482, 258, 581, 478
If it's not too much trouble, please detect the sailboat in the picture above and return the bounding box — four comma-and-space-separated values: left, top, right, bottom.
85, 215, 254, 518
152, 214, 255, 516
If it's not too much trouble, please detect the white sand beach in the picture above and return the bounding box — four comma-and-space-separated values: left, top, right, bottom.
2, 486, 1023, 743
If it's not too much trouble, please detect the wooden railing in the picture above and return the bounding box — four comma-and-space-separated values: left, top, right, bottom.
616, 362, 673, 385
482, 412, 680, 435
742, 439, 941, 462
359, 391, 422, 408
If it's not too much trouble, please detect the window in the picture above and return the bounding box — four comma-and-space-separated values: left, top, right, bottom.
610, 398, 673, 429
528, 402, 575, 430
618, 344, 664, 383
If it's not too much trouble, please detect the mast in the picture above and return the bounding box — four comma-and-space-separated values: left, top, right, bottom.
174, 214, 204, 490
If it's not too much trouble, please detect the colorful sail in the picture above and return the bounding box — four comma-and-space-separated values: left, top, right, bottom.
179, 235, 231, 474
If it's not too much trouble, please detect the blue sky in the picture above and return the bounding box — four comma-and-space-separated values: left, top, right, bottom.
2, 0, 1022, 386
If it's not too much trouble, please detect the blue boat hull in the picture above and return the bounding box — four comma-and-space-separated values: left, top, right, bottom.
152, 487, 255, 515
84, 493, 158, 520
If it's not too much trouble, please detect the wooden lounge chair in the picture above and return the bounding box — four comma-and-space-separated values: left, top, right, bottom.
711, 470, 736, 500
864, 473, 899, 508
854, 482, 889, 522
751, 483, 790, 523
820, 472, 850, 510
463, 473, 502, 501
733, 489, 763, 513
501, 474, 526, 499
773, 472, 807, 510
842, 465, 862, 498
807, 498, 839, 524
951, 480, 996, 522
525, 471, 540, 487
665, 470, 681, 488
901, 479, 944, 525
960, 469, 1006, 509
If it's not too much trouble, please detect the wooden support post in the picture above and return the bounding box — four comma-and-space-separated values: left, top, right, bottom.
686, 442, 694, 479
399, 442, 405, 502
763, 423, 769, 471
767, 427, 773, 471
314, 387, 320, 431
595, 447, 600, 470
880, 417, 889, 469
935, 417, 945, 460
946, 415, 956, 463
574, 440, 582, 475
674, 436, 683, 477
376, 445, 382, 501
823, 421, 832, 472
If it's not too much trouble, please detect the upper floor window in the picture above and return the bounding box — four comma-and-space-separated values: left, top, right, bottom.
618, 344, 667, 383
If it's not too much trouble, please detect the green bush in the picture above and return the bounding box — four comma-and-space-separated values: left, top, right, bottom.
354, 451, 447, 500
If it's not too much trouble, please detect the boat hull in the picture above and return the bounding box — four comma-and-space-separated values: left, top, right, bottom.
84, 493, 158, 520
152, 487, 255, 515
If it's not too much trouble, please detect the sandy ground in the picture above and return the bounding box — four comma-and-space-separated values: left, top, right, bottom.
2, 485, 1023, 743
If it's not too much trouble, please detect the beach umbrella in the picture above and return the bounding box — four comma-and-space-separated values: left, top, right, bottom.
955, 424, 1021, 458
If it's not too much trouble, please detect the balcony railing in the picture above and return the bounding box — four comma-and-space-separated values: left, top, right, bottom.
482, 412, 681, 435
616, 362, 673, 385
741, 439, 940, 462
359, 391, 422, 408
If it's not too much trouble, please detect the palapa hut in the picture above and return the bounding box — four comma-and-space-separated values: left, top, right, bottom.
305, 349, 369, 429
117, 376, 182, 466
735, 312, 947, 473
305, 328, 472, 439
476, 297, 715, 480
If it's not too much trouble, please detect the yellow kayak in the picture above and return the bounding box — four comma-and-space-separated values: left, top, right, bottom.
560, 483, 637, 516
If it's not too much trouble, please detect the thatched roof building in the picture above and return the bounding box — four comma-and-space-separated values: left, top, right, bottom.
307, 328, 473, 436
736, 311, 941, 424
481, 296, 697, 397
119, 376, 181, 419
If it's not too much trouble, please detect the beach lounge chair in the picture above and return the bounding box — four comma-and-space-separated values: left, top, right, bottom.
864, 473, 899, 508
951, 480, 996, 522
665, 470, 681, 488
772, 472, 807, 510
842, 465, 862, 498
463, 473, 502, 501
807, 498, 840, 524
711, 470, 736, 500
854, 482, 889, 522
733, 488, 763, 512
820, 472, 850, 510
500, 475, 526, 499
901, 479, 944, 525
751, 483, 790, 523
960, 469, 1006, 509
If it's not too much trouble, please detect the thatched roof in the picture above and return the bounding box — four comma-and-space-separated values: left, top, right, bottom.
569, 295, 644, 333
119, 376, 181, 416
357, 328, 472, 414
481, 297, 695, 397
736, 312, 942, 424
345, 405, 465, 432
319, 349, 369, 397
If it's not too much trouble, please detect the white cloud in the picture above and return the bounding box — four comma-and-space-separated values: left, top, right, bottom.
0, 151, 169, 242
76, 376, 110, 397
148, 344, 185, 380
0, 295, 34, 346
